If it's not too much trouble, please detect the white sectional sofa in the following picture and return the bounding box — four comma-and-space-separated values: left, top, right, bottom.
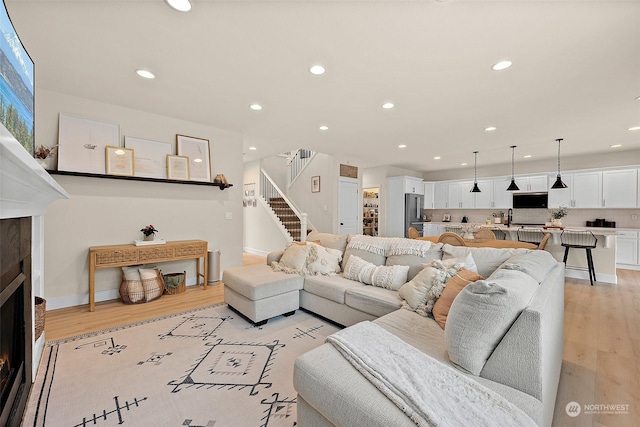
222, 231, 565, 426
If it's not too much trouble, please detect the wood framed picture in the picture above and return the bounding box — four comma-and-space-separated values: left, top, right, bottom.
105, 146, 134, 176
124, 136, 173, 179
166, 155, 190, 181
57, 114, 120, 174
176, 134, 211, 182
311, 175, 321, 193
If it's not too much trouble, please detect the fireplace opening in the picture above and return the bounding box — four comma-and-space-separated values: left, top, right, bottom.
1, 285, 25, 420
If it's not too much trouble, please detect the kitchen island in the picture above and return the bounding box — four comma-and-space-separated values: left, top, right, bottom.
424, 222, 620, 284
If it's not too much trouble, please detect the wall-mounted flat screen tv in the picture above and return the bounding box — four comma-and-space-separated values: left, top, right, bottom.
0, 1, 34, 155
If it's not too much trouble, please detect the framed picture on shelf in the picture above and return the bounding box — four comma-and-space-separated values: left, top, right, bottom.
105, 146, 134, 176
311, 175, 321, 193
176, 134, 211, 182
57, 114, 120, 174
124, 136, 173, 179
166, 155, 190, 181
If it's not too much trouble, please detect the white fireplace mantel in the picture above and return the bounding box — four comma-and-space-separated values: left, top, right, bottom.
0, 130, 68, 218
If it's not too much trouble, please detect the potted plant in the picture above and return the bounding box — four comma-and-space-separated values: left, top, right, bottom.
140, 224, 159, 241
549, 206, 569, 226
34, 144, 58, 170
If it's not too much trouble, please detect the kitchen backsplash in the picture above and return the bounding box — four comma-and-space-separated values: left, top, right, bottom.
424, 208, 640, 229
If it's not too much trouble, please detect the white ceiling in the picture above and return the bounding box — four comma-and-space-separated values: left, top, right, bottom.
6, 0, 640, 173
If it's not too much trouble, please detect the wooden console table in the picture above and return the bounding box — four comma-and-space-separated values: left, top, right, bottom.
88, 239, 208, 311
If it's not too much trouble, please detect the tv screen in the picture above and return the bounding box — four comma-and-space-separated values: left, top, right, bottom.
0, 1, 34, 155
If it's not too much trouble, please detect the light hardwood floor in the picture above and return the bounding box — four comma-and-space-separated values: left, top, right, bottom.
43, 255, 640, 427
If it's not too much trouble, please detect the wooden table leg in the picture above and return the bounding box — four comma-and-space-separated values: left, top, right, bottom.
203, 251, 208, 290
89, 254, 95, 312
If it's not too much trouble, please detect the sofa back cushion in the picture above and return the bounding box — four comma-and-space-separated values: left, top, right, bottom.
490, 250, 558, 284
307, 231, 349, 253
442, 244, 532, 278
385, 243, 443, 281
445, 268, 538, 375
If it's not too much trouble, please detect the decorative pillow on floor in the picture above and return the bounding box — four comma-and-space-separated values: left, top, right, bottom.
432, 269, 484, 329
306, 242, 343, 275
271, 243, 312, 274
138, 267, 164, 302
398, 259, 460, 317
343, 254, 409, 290
120, 266, 144, 303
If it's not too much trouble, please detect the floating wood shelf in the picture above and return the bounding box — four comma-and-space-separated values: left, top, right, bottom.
48, 170, 233, 189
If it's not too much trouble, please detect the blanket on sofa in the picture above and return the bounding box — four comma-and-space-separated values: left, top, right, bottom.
326, 322, 536, 427
348, 234, 434, 257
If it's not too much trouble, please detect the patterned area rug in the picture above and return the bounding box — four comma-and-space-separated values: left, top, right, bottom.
23, 304, 340, 427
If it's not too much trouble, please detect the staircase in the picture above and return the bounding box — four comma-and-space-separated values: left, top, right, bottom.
268, 197, 304, 241
289, 149, 315, 185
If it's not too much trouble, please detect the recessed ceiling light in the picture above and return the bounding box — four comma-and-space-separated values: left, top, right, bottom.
610, 144, 622, 148
398, 144, 407, 148
319, 125, 328, 131
249, 146, 257, 150
309, 65, 325, 75
628, 126, 640, 131
165, 0, 191, 12
250, 104, 263, 111
461, 162, 467, 166
382, 102, 395, 109
484, 126, 497, 131
135, 69, 155, 79
523, 154, 532, 158
492, 60, 512, 71
434, 156, 441, 160
635, 96, 640, 101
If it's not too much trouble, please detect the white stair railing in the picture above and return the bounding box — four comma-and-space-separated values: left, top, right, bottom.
289, 149, 315, 185
260, 168, 308, 242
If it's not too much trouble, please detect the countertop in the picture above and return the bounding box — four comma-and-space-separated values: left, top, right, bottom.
426, 222, 623, 235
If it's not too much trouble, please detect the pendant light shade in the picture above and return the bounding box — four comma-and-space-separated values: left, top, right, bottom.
506, 145, 520, 191
471, 151, 481, 193
550, 138, 568, 189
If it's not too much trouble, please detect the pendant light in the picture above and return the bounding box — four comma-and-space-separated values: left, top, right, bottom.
506, 145, 520, 191
471, 151, 481, 193
551, 138, 568, 189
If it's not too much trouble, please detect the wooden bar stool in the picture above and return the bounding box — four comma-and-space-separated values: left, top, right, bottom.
560, 230, 598, 286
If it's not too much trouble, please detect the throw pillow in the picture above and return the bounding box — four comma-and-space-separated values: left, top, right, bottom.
306, 231, 349, 253
272, 243, 311, 274
306, 242, 343, 275
139, 267, 163, 302
445, 269, 538, 375
432, 269, 484, 329
441, 253, 478, 273
121, 266, 144, 303
398, 259, 456, 317
343, 255, 409, 290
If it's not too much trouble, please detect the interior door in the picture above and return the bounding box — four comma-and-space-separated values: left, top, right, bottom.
338, 178, 359, 235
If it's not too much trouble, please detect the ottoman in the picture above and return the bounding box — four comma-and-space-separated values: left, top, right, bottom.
223, 264, 304, 326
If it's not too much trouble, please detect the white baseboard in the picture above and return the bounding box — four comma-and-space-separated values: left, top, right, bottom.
616, 263, 640, 271
33, 333, 46, 380
46, 276, 202, 310
243, 247, 270, 257
565, 267, 617, 284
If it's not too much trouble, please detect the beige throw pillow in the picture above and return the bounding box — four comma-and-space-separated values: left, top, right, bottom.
139, 267, 163, 302
306, 242, 342, 275
121, 266, 144, 303
343, 255, 409, 290
272, 243, 311, 274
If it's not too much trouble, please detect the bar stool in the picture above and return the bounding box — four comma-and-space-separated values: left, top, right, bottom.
560, 230, 598, 286
445, 225, 463, 236
517, 228, 546, 245
492, 229, 507, 240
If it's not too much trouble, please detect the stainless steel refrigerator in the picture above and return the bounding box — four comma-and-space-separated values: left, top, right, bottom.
405, 193, 424, 238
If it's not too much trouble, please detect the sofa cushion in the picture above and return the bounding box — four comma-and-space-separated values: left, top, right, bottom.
384, 243, 443, 281
432, 269, 484, 329
445, 269, 538, 375
223, 264, 304, 300
491, 250, 558, 284
307, 231, 349, 253
343, 255, 409, 290
345, 286, 402, 317
306, 242, 343, 275
303, 274, 364, 304
442, 244, 532, 278
342, 247, 387, 270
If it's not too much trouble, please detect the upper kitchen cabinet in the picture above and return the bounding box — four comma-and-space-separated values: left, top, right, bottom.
404, 177, 424, 194
572, 171, 603, 208
434, 182, 448, 209
492, 177, 514, 209
448, 181, 475, 209
547, 173, 573, 208
514, 175, 548, 193
423, 182, 435, 209
474, 179, 495, 209
602, 168, 638, 208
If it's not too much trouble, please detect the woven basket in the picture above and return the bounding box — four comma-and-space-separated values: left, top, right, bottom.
163, 271, 186, 295
35, 297, 46, 340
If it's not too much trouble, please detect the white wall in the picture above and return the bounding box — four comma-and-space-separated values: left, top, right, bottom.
260, 155, 288, 191
288, 153, 335, 232
39, 89, 244, 309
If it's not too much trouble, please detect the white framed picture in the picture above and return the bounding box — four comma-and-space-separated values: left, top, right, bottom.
57, 114, 120, 174
176, 134, 211, 182
167, 155, 190, 181
124, 136, 173, 179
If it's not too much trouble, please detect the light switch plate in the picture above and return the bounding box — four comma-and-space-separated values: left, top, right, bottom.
225, 212, 232, 220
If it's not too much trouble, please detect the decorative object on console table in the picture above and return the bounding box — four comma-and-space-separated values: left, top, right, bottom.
311, 175, 321, 193
57, 113, 120, 174
140, 224, 158, 241
105, 146, 134, 176
176, 134, 211, 182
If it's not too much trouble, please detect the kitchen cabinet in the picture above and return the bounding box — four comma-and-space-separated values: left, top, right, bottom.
448, 181, 475, 209
616, 230, 639, 266
572, 171, 602, 208
474, 179, 494, 209
423, 182, 435, 209
434, 182, 448, 209
424, 223, 444, 237
602, 169, 638, 208
404, 177, 424, 194
547, 174, 573, 208
514, 175, 548, 193
492, 177, 514, 209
